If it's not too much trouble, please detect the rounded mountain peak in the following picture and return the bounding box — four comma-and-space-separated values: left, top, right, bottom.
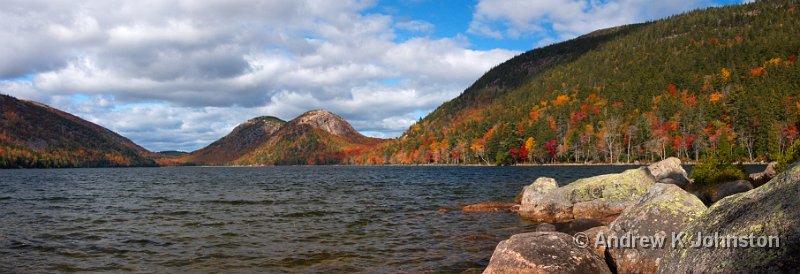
247, 116, 285, 124
293, 109, 359, 137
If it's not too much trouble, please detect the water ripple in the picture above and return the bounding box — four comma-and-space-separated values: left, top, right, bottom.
0, 166, 766, 273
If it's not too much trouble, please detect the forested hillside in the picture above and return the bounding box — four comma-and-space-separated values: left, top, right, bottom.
4, 0, 797, 167
355, 0, 800, 165
0, 95, 156, 168
182, 116, 285, 165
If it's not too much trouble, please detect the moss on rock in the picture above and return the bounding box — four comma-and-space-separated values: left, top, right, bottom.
658, 161, 800, 273
606, 183, 707, 274
519, 167, 656, 224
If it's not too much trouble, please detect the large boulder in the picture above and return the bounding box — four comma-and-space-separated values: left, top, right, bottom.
749, 161, 777, 187
484, 232, 612, 274
514, 190, 524, 204
583, 226, 610, 260
572, 200, 632, 223
519, 168, 655, 224
519, 177, 559, 204
712, 180, 753, 202
606, 183, 706, 274
647, 157, 690, 188
658, 162, 800, 273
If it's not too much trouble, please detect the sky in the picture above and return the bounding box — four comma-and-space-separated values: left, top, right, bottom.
0, 0, 749, 152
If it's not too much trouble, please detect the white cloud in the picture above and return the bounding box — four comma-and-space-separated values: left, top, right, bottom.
396, 20, 435, 35
0, 0, 518, 151
469, 0, 723, 41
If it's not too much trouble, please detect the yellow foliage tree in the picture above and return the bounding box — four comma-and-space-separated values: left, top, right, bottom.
766, 58, 782, 66
524, 137, 536, 162
710, 92, 723, 103
553, 94, 570, 106
721, 67, 731, 81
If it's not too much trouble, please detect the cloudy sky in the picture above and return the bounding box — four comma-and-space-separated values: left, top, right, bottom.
0, 0, 747, 152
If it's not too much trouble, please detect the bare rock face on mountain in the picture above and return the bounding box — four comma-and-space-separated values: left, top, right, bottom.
293, 110, 362, 138
185, 116, 285, 165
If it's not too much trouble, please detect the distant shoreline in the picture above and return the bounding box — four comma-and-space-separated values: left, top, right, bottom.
1, 162, 768, 169
167, 162, 769, 168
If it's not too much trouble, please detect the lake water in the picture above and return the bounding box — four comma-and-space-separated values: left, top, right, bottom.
0, 165, 764, 273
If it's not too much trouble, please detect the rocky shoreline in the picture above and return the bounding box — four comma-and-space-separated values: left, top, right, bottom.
464, 157, 798, 273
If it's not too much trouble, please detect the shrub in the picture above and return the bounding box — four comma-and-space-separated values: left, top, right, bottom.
775, 140, 800, 173
692, 153, 747, 186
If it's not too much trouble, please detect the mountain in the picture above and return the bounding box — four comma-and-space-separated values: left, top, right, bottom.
235, 110, 385, 165
355, 0, 800, 165
0, 94, 156, 168
158, 150, 189, 157
182, 116, 285, 165
180, 110, 384, 166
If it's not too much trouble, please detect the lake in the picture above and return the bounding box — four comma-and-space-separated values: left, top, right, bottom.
0, 165, 764, 273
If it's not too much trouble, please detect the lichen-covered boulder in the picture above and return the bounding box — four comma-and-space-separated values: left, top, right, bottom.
520, 177, 558, 204
572, 200, 633, 224
606, 183, 706, 274
712, 180, 753, 202
462, 202, 518, 213
517, 177, 567, 221
647, 157, 690, 188
484, 232, 612, 274
519, 192, 574, 223
519, 168, 655, 224
515, 177, 559, 204
658, 162, 800, 273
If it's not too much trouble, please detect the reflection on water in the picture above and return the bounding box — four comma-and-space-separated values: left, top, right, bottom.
0, 165, 763, 273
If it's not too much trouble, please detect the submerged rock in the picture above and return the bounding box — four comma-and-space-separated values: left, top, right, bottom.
658, 161, 800, 273
462, 202, 518, 213
647, 157, 690, 188
484, 232, 612, 274
606, 183, 706, 274
518, 168, 655, 224
535, 223, 557, 232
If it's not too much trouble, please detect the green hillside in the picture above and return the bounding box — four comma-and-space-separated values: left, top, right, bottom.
366, 0, 800, 165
